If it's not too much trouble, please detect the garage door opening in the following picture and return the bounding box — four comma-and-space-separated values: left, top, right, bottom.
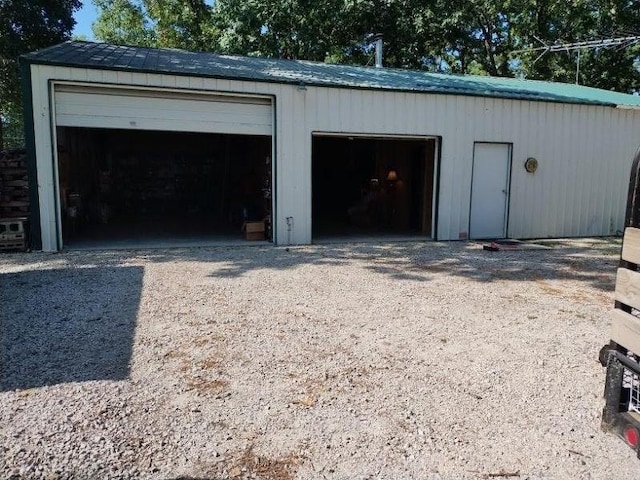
56, 127, 272, 248
312, 135, 437, 241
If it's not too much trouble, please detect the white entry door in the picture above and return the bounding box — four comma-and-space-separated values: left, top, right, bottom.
469, 143, 511, 239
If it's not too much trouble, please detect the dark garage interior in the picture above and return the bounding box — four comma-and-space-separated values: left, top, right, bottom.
56, 127, 272, 247
312, 135, 436, 240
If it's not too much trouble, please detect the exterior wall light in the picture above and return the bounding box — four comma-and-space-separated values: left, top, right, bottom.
525, 157, 538, 173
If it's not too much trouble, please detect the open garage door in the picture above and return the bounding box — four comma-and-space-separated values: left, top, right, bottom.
54, 84, 273, 136
312, 135, 438, 241
52, 84, 274, 249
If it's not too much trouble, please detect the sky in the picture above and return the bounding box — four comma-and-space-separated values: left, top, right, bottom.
73, 1, 98, 40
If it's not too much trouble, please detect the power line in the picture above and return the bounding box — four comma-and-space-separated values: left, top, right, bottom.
512, 35, 640, 84
513, 35, 640, 55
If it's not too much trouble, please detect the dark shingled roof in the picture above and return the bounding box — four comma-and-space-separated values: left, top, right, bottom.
22, 41, 640, 108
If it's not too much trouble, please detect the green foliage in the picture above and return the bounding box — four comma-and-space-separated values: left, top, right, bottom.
0, 103, 24, 150
0, 0, 80, 148
213, 0, 363, 61
147, 0, 217, 50
93, 0, 155, 46
93, 0, 217, 50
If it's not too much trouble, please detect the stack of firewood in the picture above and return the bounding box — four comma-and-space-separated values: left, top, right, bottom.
0, 149, 29, 219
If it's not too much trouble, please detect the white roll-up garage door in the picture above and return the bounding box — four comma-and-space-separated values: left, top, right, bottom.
54, 84, 273, 136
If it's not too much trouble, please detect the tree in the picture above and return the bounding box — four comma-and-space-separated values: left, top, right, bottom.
0, 0, 81, 148
213, 0, 360, 61
212, 0, 448, 68
93, 0, 155, 47
146, 0, 217, 51
93, 0, 217, 51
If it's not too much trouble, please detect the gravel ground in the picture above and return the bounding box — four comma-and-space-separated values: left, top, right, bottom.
0, 239, 637, 479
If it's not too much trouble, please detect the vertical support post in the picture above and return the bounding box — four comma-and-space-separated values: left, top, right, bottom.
602, 354, 625, 430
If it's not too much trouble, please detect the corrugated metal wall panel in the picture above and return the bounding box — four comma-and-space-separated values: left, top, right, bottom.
188, 76, 205, 90
174, 75, 190, 89
69, 67, 87, 82
433, 95, 453, 238
29, 64, 640, 251
274, 84, 311, 244
30, 65, 58, 251
503, 101, 640, 239
86, 69, 103, 83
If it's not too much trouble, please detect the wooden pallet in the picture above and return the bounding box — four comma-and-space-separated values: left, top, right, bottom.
611, 227, 640, 354
0, 149, 29, 220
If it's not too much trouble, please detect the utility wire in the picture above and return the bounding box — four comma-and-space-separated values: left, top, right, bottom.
512, 35, 640, 54
511, 35, 640, 84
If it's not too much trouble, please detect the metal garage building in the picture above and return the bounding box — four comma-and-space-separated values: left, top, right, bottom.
21, 41, 640, 251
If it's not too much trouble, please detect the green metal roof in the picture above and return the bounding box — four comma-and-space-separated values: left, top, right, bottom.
22, 41, 640, 108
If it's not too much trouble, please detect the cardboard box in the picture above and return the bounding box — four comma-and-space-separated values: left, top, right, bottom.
243, 221, 265, 241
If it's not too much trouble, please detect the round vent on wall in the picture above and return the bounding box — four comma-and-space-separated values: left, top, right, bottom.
524, 157, 538, 173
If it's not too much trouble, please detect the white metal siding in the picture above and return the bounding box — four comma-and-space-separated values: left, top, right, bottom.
29, 64, 640, 251
54, 84, 272, 135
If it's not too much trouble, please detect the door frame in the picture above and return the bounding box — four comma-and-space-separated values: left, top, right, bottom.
309, 132, 440, 241
468, 141, 513, 239
48, 80, 276, 250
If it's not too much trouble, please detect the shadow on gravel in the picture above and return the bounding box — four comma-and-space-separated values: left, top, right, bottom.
0, 266, 143, 391
0, 238, 620, 297
180, 240, 617, 292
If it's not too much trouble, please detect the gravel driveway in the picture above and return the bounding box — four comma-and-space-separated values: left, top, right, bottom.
1, 239, 636, 479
